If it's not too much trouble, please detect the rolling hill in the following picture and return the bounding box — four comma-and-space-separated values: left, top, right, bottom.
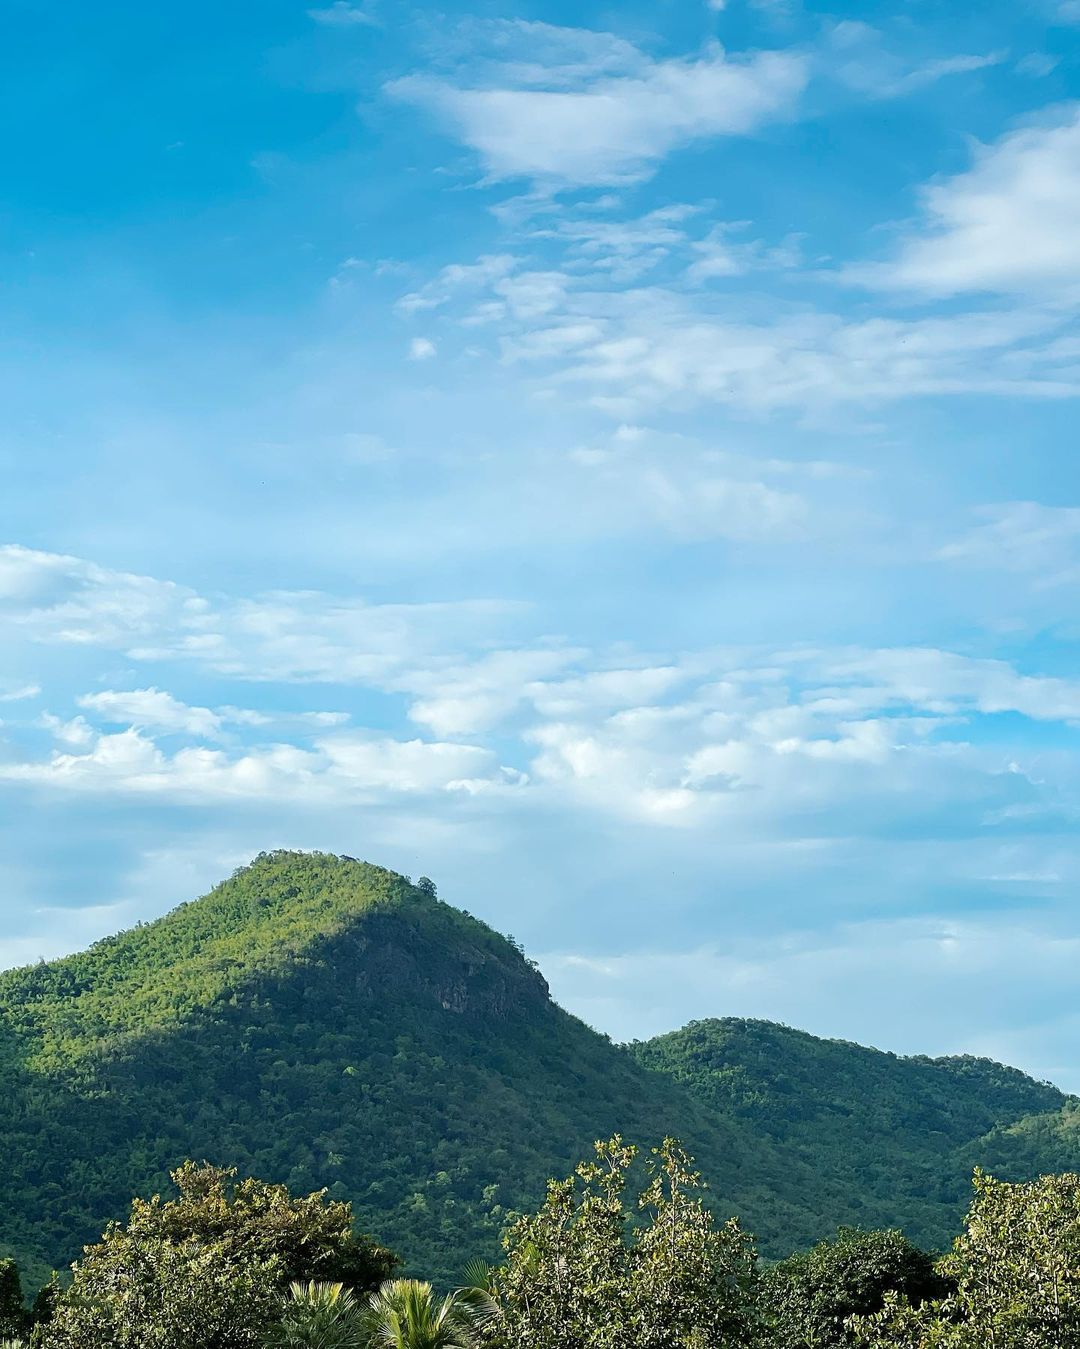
0, 850, 1075, 1288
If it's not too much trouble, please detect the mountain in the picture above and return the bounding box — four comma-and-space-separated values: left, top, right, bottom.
0, 850, 1076, 1289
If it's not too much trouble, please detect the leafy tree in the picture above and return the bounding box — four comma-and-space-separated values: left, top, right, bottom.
144, 1164, 396, 1292
485, 1136, 757, 1349
38, 1165, 397, 1349
762, 1227, 948, 1349
41, 1228, 281, 1349
267, 1282, 367, 1349
0, 1262, 27, 1340
630, 1140, 758, 1349
852, 1170, 1080, 1348
363, 1279, 480, 1349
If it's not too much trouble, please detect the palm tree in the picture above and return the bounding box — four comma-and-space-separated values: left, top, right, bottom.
363, 1278, 481, 1349
267, 1281, 368, 1349
455, 1260, 498, 1331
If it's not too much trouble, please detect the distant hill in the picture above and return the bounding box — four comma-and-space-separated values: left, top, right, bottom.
0, 851, 1075, 1287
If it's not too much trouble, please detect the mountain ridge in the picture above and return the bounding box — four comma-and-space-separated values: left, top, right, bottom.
0, 850, 1076, 1288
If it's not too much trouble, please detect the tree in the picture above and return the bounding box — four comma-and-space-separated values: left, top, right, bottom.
762, 1228, 947, 1349
38, 1164, 397, 1349
42, 1228, 281, 1349
0, 1262, 27, 1340
363, 1280, 480, 1349
267, 1282, 367, 1349
484, 1136, 757, 1349
851, 1170, 1080, 1349
630, 1140, 758, 1349
147, 1163, 397, 1292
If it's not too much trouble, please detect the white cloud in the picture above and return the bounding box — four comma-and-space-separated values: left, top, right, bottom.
0, 544, 192, 646
408, 337, 437, 360
571, 446, 809, 541
394, 244, 1080, 414
856, 104, 1080, 296
0, 684, 39, 703
1, 725, 521, 802
553, 304, 1077, 414
389, 27, 807, 186
78, 688, 222, 738
824, 22, 1005, 100
0, 543, 519, 685
941, 502, 1080, 583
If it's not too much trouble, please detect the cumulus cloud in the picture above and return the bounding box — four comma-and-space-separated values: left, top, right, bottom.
389, 24, 807, 186
1, 725, 522, 802
854, 104, 1080, 296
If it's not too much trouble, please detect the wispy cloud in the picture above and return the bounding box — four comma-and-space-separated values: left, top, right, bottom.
308, 2, 379, 28
389, 24, 807, 186
824, 21, 1005, 100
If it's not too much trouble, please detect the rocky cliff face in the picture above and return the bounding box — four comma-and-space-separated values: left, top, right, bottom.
338, 909, 551, 1021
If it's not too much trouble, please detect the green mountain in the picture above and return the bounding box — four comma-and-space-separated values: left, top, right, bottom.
0, 851, 1076, 1288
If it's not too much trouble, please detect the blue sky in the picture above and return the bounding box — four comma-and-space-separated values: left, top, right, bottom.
4, 0, 1080, 1086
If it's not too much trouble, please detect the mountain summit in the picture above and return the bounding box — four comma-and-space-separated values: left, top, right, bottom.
0, 851, 1075, 1284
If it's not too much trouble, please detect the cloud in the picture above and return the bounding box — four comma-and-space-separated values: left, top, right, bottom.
940, 502, 1080, 583
408, 337, 437, 360
854, 104, 1080, 296
567, 444, 810, 541
824, 22, 1005, 100
796, 646, 1080, 722
393, 238, 1080, 415
0, 543, 519, 685
0, 684, 40, 703
389, 26, 807, 186
0, 544, 191, 646
78, 689, 222, 738
538, 915, 1080, 1088
308, 2, 378, 27
1, 725, 522, 802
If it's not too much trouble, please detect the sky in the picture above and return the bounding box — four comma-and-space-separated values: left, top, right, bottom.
3, 0, 1080, 1088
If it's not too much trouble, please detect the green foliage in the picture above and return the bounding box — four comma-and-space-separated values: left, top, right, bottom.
0, 1262, 27, 1340
267, 1282, 368, 1349
761, 1228, 948, 1349
0, 851, 1077, 1286
41, 1227, 281, 1349
851, 1170, 1080, 1347
485, 1135, 757, 1349
133, 1163, 396, 1292
362, 1279, 481, 1349
630, 1019, 1076, 1256
38, 1164, 395, 1349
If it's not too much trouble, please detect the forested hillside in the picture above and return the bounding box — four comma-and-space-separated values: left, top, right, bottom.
0, 851, 1076, 1287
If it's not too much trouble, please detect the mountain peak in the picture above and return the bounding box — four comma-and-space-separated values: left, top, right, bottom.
1, 854, 1077, 1291
0, 851, 545, 1065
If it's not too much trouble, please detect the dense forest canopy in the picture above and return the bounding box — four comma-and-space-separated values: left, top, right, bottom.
0, 851, 1077, 1288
